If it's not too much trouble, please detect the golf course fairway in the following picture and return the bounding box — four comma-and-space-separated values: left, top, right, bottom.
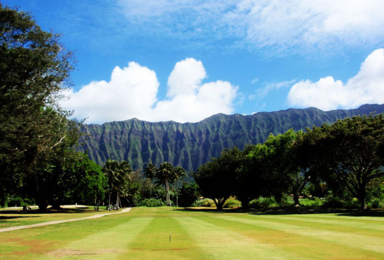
1, 207, 384, 259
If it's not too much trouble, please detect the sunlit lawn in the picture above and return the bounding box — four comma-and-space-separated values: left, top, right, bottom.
0, 206, 109, 229
1, 207, 384, 259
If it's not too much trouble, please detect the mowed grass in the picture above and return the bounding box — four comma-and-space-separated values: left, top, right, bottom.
0, 206, 111, 229
1, 207, 384, 259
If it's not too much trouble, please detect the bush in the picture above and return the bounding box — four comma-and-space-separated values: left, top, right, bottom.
249, 197, 279, 208
370, 198, 382, 209
341, 198, 360, 208
178, 183, 200, 207
223, 197, 241, 209
139, 198, 166, 207
7, 196, 35, 207
192, 198, 215, 207
278, 195, 294, 207
299, 198, 323, 207
323, 196, 344, 208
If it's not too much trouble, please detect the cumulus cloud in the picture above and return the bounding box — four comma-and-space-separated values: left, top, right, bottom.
62, 58, 238, 124
287, 48, 384, 110
117, 0, 384, 52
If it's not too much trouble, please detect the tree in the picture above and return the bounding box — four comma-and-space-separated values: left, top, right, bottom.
102, 159, 132, 208
0, 4, 79, 206
263, 129, 311, 205
178, 182, 200, 207
297, 115, 384, 209
238, 144, 276, 208
144, 162, 187, 206
70, 153, 107, 209
194, 148, 243, 210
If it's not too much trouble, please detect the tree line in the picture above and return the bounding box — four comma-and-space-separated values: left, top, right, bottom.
194, 115, 384, 210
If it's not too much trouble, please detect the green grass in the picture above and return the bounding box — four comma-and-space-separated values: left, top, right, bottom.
0, 206, 112, 229
1, 207, 384, 259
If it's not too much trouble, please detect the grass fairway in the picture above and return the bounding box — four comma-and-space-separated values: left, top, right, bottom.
1, 207, 384, 259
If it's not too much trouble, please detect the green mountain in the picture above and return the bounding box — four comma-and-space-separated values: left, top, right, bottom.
79, 104, 384, 172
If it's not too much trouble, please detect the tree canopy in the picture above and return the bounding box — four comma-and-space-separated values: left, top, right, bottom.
144, 162, 187, 206
0, 4, 83, 210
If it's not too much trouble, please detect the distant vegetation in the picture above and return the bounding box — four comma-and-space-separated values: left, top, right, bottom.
195, 115, 384, 210
79, 104, 384, 172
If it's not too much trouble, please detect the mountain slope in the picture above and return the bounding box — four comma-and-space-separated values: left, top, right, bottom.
79, 104, 384, 171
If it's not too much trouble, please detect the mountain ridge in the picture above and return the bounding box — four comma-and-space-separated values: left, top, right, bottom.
78, 104, 384, 172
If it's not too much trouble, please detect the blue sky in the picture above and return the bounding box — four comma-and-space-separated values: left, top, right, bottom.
4, 0, 384, 124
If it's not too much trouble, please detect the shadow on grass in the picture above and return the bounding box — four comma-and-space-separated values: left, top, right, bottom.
0, 206, 102, 215
176, 207, 384, 217
0, 216, 38, 220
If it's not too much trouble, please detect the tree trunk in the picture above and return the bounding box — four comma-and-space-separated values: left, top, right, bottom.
37, 201, 48, 212
215, 198, 225, 211
52, 200, 61, 210
240, 197, 250, 209
165, 178, 170, 206
293, 193, 300, 206
359, 191, 367, 209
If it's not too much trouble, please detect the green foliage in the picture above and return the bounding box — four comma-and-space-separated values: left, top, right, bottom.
7, 196, 34, 207
144, 162, 187, 206
297, 115, 384, 209
139, 198, 166, 207
0, 4, 83, 211
223, 197, 242, 209
178, 183, 200, 207
370, 198, 382, 209
322, 196, 345, 208
249, 197, 279, 208
298, 198, 323, 207
192, 198, 215, 207
103, 159, 132, 207
70, 153, 107, 205
194, 147, 243, 210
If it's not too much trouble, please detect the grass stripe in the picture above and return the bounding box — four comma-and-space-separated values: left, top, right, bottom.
42, 216, 154, 259
213, 214, 384, 258
176, 216, 304, 260
125, 215, 205, 259
295, 214, 384, 223
256, 215, 384, 234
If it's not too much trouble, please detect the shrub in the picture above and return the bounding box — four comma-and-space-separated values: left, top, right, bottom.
139, 198, 166, 207
342, 198, 360, 209
192, 198, 215, 207
370, 198, 382, 209
7, 196, 35, 207
323, 196, 344, 208
299, 198, 323, 207
178, 183, 200, 207
223, 197, 241, 209
278, 195, 294, 207
249, 197, 279, 208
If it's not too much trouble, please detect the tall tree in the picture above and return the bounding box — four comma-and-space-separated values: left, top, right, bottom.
144, 162, 187, 206
297, 115, 384, 209
0, 4, 79, 204
194, 148, 242, 210
263, 129, 310, 205
238, 144, 277, 208
103, 159, 132, 207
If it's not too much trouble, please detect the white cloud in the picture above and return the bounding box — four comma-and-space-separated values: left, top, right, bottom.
117, 0, 384, 53
249, 80, 294, 103
287, 48, 384, 110
62, 58, 238, 124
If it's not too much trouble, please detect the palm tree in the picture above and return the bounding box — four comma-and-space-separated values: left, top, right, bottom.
102, 159, 132, 208
144, 162, 187, 206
